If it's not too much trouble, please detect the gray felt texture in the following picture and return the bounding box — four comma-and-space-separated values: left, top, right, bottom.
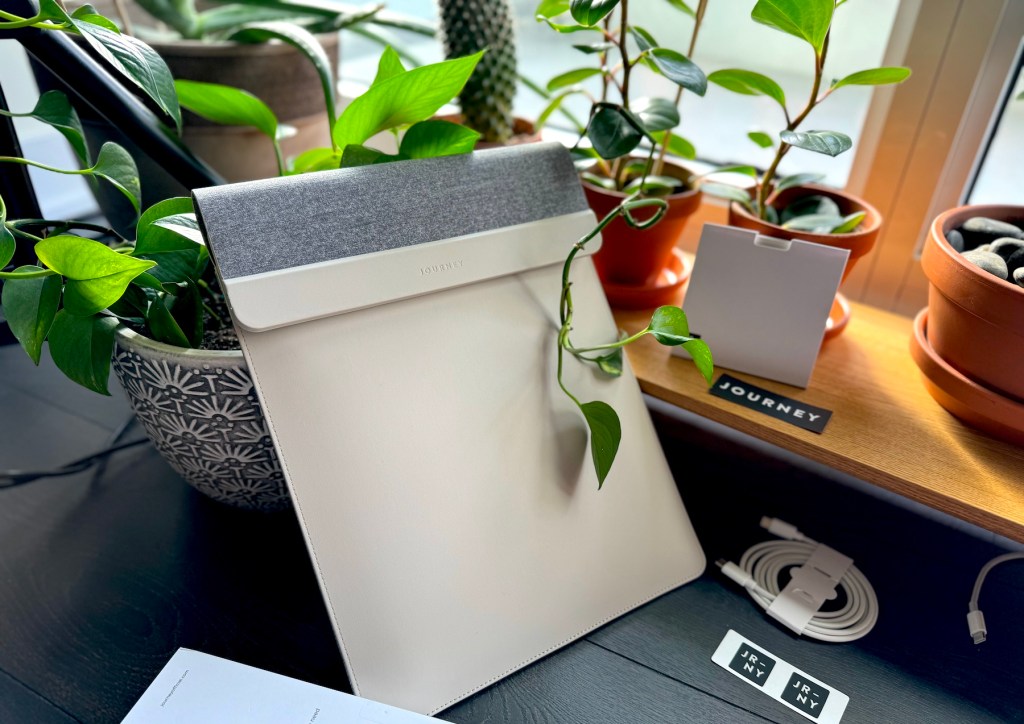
193, 142, 589, 280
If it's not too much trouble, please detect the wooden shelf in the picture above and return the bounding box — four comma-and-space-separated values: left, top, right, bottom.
614, 301, 1024, 543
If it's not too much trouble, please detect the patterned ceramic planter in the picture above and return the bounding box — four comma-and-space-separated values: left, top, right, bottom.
112, 328, 289, 511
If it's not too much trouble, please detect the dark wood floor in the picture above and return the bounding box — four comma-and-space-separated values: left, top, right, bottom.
1, 342, 1022, 723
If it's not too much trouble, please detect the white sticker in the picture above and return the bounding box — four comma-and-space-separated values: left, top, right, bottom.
711, 630, 848, 723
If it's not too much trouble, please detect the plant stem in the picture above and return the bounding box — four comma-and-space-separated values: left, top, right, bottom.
568, 328, 648, 354
10, 218, 127, 241
0, 268, 56, 280
617, 1, 631, 109
0, 156, 88, 176
755, 30, 830, 218
653, 0, 707, 176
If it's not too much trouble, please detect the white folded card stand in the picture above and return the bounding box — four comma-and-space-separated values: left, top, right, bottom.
193, 143, 705, 715
674, 223, 850, 388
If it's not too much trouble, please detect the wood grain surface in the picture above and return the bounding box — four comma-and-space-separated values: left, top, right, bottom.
614, 300, 1024, 542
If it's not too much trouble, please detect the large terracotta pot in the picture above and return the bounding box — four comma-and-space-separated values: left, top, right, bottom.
728, 184, 882, 338
920, 205, 1024, 404
112, 328, 290, 512
155, 34, 340, 183
583, 163, 700, 309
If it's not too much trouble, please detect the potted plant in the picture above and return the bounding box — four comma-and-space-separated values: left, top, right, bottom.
534, 0, 722, 309
81, 0, 434, 179
910, 205, 1024, 446
700, 0, 910, 337
1, 18, 485, 511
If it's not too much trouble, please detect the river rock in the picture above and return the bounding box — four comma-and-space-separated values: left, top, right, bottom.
960, 217, 1024, 249
946, 228, 965, 252
961, 249, 1008, 279
990, 237, 1024, 261
1007, 248, 1024, 278
1014, 267, 1024, 288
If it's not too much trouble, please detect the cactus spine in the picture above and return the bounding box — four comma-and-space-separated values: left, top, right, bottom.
437, 0, 517, 144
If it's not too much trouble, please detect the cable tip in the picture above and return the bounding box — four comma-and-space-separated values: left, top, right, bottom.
972, 632, 987, 645
967, 609, 987, 645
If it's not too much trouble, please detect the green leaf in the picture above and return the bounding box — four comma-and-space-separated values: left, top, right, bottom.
707, 69, 786, 109
580, 171, 616, 190
831, 211, 866, 234
166, 280, 203, 347
682, 338, 714, 384
629, 26, 658, 52
372, 46, 407, 85
634, 97, 680, 132
780, 129, 852, 157
0, 198, 14, 269
47, 311, 119, 395
146, 292, 191, 348
579, 400, 621, 487
1, 266, 62, 365
623, 175, 681, 195
781, 213, 842, 232
399, 120, 480, 159
751, 0, 834, 54
133, 197, 205, 282
588, 104, 645, 159
339, 145, 390, 168
650, 130, 696, 160
333, 51, 484, 150
40, 0, 183, 131
537, 89, 584, 129
35, 235, 156, 316
291, 147, 341, 173
648, 305, 690, 344
774, 172, 824, 192
708, 165, 758, 177
229, 22, 336, 127
0, 91, 88, 165
748, 131, 774, 148
174, 79, 278, 140
665, 0, 695, 16
832, 66, 911, 90
536, 0, 571, 18
780, 194, 840, 223
89, 142, 141, 214
546, 67, 603, 92
70, 4, 120, 31
699, 182, 754, 210
648, 49, 707, 96
573, 41, 616, 54
570, 0, 620, 26
594, 348, 623, 376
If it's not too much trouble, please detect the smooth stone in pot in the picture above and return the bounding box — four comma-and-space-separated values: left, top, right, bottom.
1006, 247, 1024, 277
961, 249, 1008, 279
961, 216, 1024, 248
945, 228, 965, 252
1015, 267, 1024, 288
989, 237, 1024, 261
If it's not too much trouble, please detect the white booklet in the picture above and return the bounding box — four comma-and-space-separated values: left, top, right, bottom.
122, 649, 449, 723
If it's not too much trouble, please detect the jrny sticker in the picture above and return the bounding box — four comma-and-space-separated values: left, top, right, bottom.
710, 374, 833, 434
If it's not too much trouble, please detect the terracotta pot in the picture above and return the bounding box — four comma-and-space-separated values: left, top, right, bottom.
582, 163, 700, 308
154, 35, 340, 183
113, 328, 290, 512
920, 204, 1024, 404
728, 184, 882, 285
728, 184, 882, 338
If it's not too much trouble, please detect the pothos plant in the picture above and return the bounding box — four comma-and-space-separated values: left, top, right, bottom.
0, 46, 485, 394
535, 0, 755, 196
700, 0, 911, 233
556, 193, 714, 486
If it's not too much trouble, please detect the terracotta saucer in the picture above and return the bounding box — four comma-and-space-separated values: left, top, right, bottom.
910, 309, 1024, 447
602, 247, 691, 310
823, 293, 852, 341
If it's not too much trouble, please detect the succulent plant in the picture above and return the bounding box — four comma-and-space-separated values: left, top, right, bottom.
437, 0, 518, 143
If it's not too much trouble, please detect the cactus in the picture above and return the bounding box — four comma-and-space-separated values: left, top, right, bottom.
437, 0, 517, 144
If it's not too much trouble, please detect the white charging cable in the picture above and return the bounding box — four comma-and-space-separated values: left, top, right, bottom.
967, 552, 1024, 644
717, 517, 879, 643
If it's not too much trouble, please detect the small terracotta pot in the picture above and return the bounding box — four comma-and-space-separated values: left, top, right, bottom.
582, 163, 700, 294
727, 184, 882, 285
920, 204, 1024, 404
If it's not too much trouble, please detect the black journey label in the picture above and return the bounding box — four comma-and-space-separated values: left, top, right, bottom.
710, 374, 833, 434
